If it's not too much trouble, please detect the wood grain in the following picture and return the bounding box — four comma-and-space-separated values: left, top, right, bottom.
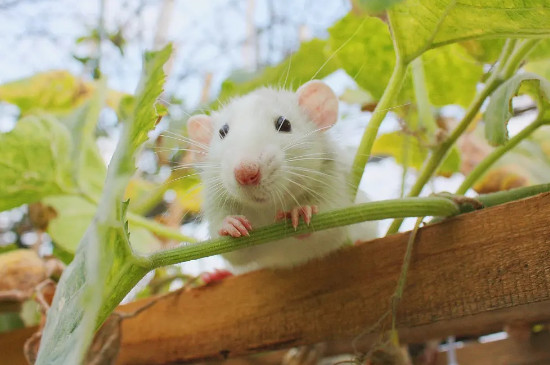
116, 192, 550, 364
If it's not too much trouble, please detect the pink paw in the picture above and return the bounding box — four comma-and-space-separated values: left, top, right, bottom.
276, 205, 319, 229
219, 215, 252, 237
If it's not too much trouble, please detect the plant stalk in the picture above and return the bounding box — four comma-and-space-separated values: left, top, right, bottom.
146, 196, 459, 269
456, 118, 547, 195
351, 59, 408, 195
386, 39, 540, 235
127, 212, 197, 243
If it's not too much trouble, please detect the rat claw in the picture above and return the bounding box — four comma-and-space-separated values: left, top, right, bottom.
302, 206, 312, 226
291, 208, 300, 230
219, 215, 252, 237
277, 205, 319, 229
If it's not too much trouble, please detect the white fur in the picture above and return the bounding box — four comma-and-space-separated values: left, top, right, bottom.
191, 85, 377, 273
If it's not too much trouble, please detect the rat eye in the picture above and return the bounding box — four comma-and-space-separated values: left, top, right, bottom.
219, 123, 229, 139
275, 116, 291, 132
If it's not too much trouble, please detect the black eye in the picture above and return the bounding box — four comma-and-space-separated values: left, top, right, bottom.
275, 116, 291, 132
219, 123, 229, 139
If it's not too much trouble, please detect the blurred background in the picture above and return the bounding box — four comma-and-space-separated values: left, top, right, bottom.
0, 0, 545, 283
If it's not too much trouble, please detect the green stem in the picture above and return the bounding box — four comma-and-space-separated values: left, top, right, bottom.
351, 60, 408, 195
386, 39, 539, 235
146, 197, 459, 269
127, 212, 197, 243
501, 39, 540, 78
411, 57, 436, 132
146, 182, 550, 269
456, 118, 547, 195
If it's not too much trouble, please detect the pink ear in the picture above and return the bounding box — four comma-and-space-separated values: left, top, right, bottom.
187, 114, 213, 160
296, 80, 338, 129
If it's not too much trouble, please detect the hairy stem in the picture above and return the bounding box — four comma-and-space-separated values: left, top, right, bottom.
351, 60, 408, 195
386, 39, 539, 235
127, 212, 197, 243
456, 118, 547, 195
147, 197, 458, 269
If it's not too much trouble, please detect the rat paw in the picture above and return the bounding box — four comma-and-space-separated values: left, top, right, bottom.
219, 215, 252, 237
276, 205, 319, 229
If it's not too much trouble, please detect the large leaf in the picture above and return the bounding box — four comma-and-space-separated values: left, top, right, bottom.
35, 45, 172, 365
328, 14, 397, 99
460, 39, 506, 63
485, 73, 550, 145
0, 115, 74, 211
388, 0, 550, 61
422, 44, 483, 107
44, 195, 161, 255
328, 13, 482, 107
372, 131, 460, 176
60, 81, 108, 199
0, 71, 125, 115
352, 0, 404, 12
216, 39, 339, 106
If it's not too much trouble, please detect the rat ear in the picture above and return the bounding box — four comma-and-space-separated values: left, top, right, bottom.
187, 114, 213, 160
296, 80, 338, 130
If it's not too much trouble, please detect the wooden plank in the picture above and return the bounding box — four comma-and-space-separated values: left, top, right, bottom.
0, 326, 37, 365
116, 192, 550, 364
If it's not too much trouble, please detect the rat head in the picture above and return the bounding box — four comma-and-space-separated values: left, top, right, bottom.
187, 80, 338, 207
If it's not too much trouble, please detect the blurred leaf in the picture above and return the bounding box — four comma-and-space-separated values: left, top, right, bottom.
0, 71, 126, 115
36, 45, 171, 365
485, 73, 550, 146
328, 14, 397, 99
0, 115, 74, 211
372, 131, 460, 175
353, 0, 404, 12
216, 39, 339, 106
45, 195, 161, 254
388, 0, 550, 62
60, 81, 108, 199
528, 39, 550, 61
340, 87, 374, 105
459, 39, 506, 64
0, 71, 93, 114
473, 167, 529, 194
171, 175, 202, 214
525, 58, 550, 81
422, 44, 483, 107
43, 195, 96, 253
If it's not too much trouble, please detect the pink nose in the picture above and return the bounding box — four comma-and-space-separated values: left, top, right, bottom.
234, 161, 261, 186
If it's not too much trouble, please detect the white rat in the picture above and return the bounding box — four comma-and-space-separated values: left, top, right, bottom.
187, 80, 377, 273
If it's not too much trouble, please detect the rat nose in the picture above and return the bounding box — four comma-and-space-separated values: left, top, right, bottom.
234, 161, 261, 186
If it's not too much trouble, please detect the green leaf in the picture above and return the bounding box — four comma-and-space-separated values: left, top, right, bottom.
372, 131, 460, 175
60, 80, 108, 199
485, 73, 550, 146
460, 39, 506, 63
0, 71, 94, 114
422, 44, 483, 107
36, 45, 172, 365
388, 0, 550, 62
216, 39, 339, 106
328, 14, 397, 99
354, 0, 404, 12
45, 195, 161, 254
0, 115, 74, 211
131, 44, 172, 148
528, 39, 550, 61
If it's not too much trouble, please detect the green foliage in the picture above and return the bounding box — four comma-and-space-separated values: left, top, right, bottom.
388, 0, 550, 62
328, 14, 397, 99
485, 73, 550, 145
0, 115, 74, 211
353, 0, 404, 13
35, 45, 172, 365
372, 132, 460, 176
216, 39, 339, 106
